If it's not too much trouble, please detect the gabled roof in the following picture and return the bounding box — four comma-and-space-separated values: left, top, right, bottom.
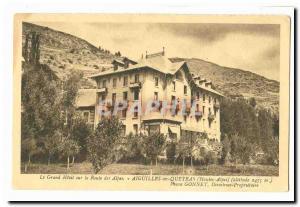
89, 54, 186, 78
112, 59, 125, 66
195, 84, 224, 97
75, 89, 97, 107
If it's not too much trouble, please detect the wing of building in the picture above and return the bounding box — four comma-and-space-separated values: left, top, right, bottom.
79, 50, 223, 143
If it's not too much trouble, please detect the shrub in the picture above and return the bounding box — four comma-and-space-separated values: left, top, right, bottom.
59, 138, 81, 169
166, 142, 176, 161
142, 132, 166, 166
87, 117, 123, 173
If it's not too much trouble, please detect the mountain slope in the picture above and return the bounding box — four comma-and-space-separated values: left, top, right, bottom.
171, 58, 279, 113
22, 22, 279, 113
23, 22, 117, 88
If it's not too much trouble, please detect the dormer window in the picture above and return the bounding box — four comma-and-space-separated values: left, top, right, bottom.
124, 61, 129, 69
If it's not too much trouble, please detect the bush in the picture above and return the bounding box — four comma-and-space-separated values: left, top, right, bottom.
142, 132, 166, 165
119, 133, 145, 163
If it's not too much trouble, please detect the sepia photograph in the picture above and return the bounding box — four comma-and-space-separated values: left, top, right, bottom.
12, 13, 291, 192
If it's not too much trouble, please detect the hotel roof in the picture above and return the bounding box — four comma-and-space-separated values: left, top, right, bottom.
89, 53, 186, 78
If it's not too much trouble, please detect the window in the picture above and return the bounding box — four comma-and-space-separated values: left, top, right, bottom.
171, 96, 176, 102
113, 78, 117, 88
83, 111, 89, 123
196, 104, 200, 112
122, 108, 127, 118
114, 64, 118, 71
155, 77, 159, 87
123, 76, 128, 86
148, 125, 160, 135
209, 107, 211, 114
133, 124, 138, 135
202, 106, 205, 115
133, 90, 139, 100
184, 85, 187, 95
100, 94, 106, 102
154, 92, 158, 101
112, 93, 116, 105
134, 106, 138, 118
172, 81, 176, 91
171, 96, 176, 116
209, 96, 211, 103
102, 80, 106, 88
203, 93, 206, 101
184, 115, 187, 122
134, 74, 139, 83
123, 92, 128, 100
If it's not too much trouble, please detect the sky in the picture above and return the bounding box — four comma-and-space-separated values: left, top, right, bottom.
34, 21, 280, 81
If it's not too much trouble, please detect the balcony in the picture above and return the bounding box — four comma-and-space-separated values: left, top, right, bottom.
195, 110, 203, 118
214, 102, 220, 110
208, 113, 215, 121
129, 81, 141, 89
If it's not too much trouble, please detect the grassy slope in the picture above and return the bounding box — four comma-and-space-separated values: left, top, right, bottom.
23, 22, 117, 88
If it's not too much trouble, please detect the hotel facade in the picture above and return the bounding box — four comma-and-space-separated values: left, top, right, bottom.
79, 50, 223, 143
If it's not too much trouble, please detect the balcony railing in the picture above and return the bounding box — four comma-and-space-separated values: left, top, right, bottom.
97, 87, 107, 93
129, 81, 141, 88
214, 102, 220, 109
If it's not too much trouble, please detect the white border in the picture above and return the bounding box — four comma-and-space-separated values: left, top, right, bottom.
0, 0, 295, 203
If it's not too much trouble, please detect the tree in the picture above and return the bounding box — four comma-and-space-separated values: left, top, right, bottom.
230, 134, 253, 165
42, 130, 62, 165
87, 117, 124, 173
123, 133, 144, 162
142, 132, 166, 166
21, 137, 37, 166
59, 138, 81, 169
69, 113, 92, 160
176, 139, 189, 173
62, 72, 83, 127
249, 97, 257, 108
220, 134, 231, 164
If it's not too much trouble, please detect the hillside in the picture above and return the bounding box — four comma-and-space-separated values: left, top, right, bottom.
22, 22, 279, 113
171, 58, 279, 113
22, 22, 117, 88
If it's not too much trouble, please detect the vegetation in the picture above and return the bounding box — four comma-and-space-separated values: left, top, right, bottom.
220, 98, 279, 165
142, 133, 166, 166
87, 117, 124, 173
21, 31, 89, 170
